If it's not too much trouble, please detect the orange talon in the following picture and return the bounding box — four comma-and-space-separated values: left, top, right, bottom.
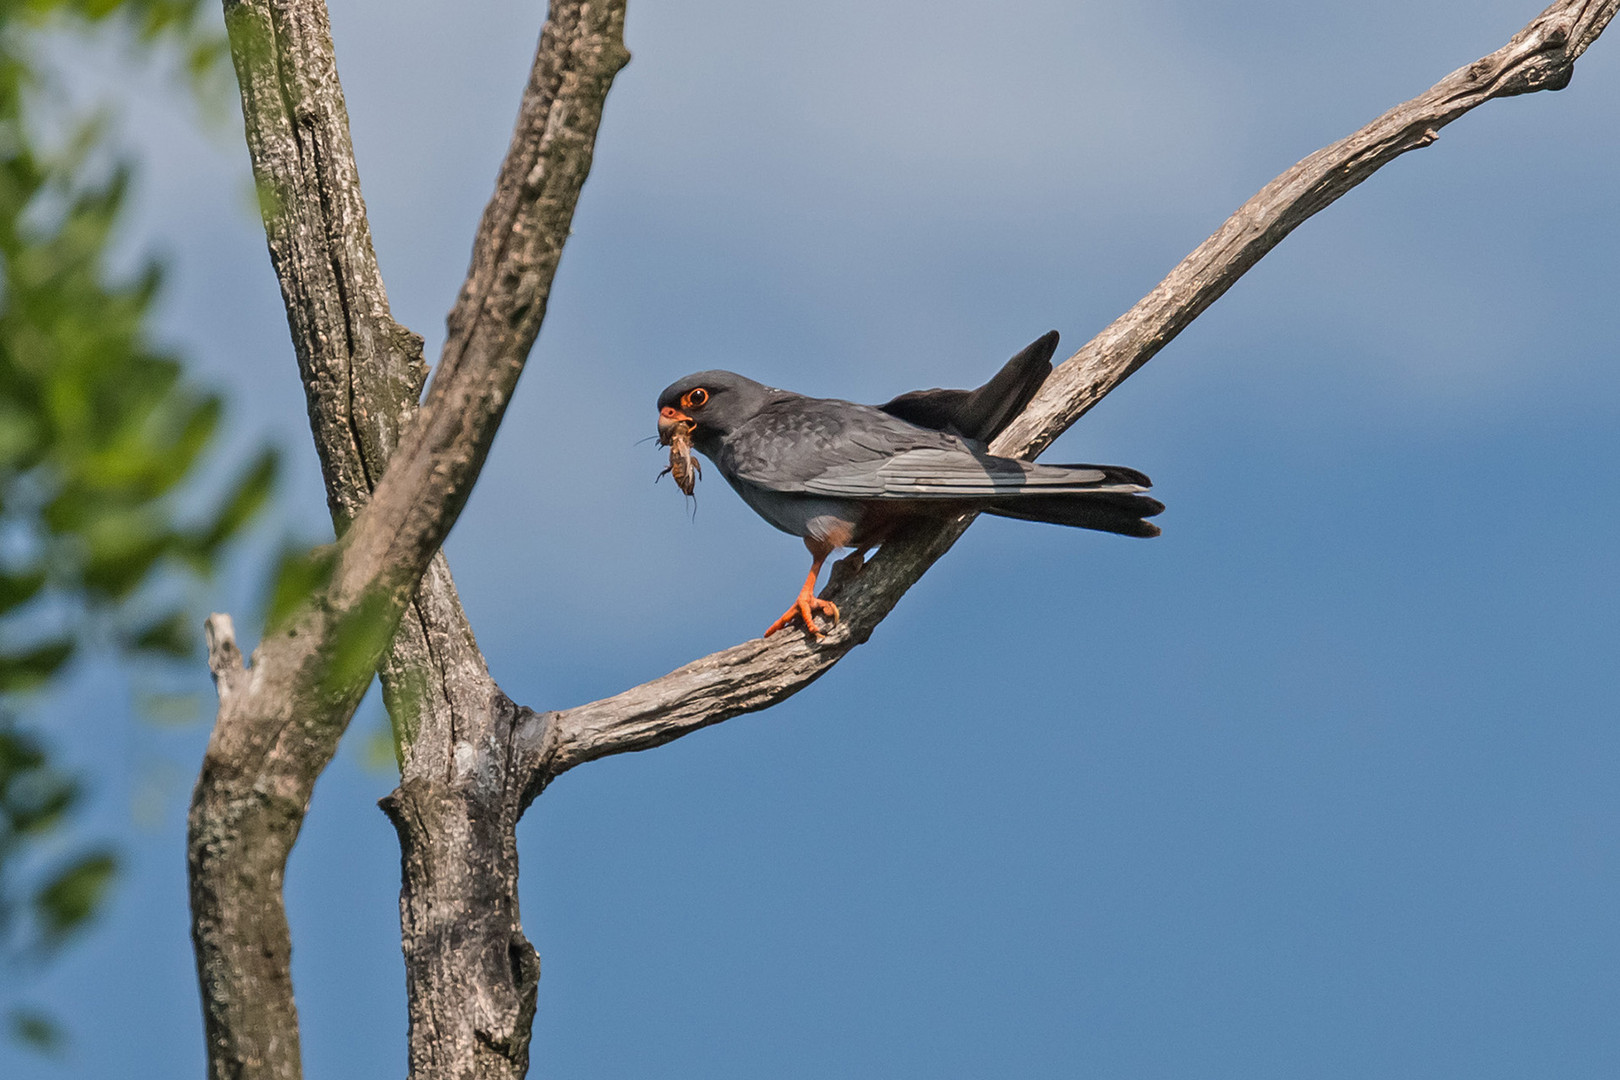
763, 541, 840, 639
764, 594, 840, 638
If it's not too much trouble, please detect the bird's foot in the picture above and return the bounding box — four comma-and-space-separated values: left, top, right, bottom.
764, 593, 840, 639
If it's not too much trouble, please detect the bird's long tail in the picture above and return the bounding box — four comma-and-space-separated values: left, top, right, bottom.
983, 492, 1163, 538
981, 462, 1164, 538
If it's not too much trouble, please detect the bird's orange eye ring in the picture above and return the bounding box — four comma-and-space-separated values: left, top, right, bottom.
681, 387, 709, 410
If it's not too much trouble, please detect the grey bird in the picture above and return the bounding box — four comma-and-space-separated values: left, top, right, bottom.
657, 332, 1163, 638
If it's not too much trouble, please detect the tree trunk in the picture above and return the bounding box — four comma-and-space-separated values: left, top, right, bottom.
383, 692, 549, 1079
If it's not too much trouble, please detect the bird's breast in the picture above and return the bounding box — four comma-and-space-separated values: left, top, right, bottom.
721, 473, 860, 545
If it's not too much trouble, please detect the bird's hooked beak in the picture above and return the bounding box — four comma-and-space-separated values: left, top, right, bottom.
658, 405, 693, 445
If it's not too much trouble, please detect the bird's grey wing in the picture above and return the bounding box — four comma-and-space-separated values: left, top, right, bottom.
795, 447, 1149, 500
718, 396, 962, 491
721, 394, 1151, 501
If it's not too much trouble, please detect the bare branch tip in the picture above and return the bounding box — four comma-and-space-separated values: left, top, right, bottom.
205, 613, 244, 683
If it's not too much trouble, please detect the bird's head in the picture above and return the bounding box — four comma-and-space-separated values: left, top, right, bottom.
656, 370, 774, 444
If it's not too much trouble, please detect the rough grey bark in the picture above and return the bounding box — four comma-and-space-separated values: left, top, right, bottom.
189, 5, 429, 1075
382, 689, 550, 1080
216, 0, 489, 767
189, 3, 626, 1080
186, 1, 1614, 1079
194, 4, 506, 1079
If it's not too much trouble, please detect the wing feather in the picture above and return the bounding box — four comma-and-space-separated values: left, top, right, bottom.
800, 448, 1142, 500
721, 395, 1150, 502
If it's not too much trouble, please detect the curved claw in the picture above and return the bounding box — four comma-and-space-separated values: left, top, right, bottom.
764, 594, 840, 639
764, 542, 841, 640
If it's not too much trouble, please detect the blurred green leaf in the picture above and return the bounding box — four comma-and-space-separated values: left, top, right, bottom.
195, 446, 278, 555
0, 754, 80, 838
0, 638, 76, 693
2, 0, 270, 1050
7, 1007, 65, 1056
361, 717, 401, 774
80, 519, 172, 599
122, 607, 197, 659
265, 544, 337, 633
324, 589, 393, 697
34, 849, 116, 946
0, 722, 48, 777
0, 566, 48, 616
0, 401, 43, 469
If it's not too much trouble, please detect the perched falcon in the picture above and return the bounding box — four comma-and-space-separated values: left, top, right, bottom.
657, 332, 1162, 638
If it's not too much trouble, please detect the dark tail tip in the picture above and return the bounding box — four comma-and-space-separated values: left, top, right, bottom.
984, 490, 1164, 538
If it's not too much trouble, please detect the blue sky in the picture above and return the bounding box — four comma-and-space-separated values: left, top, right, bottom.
7, 1, 1619, 1077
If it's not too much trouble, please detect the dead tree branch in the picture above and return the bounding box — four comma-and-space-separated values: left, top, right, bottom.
537, 0, 1618, 778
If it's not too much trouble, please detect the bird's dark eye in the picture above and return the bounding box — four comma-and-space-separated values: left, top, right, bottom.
681, 387, 709, 409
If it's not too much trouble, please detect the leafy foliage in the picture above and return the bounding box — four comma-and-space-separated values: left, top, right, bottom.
0, 719, 116, 951
0, 0, 276, 1052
